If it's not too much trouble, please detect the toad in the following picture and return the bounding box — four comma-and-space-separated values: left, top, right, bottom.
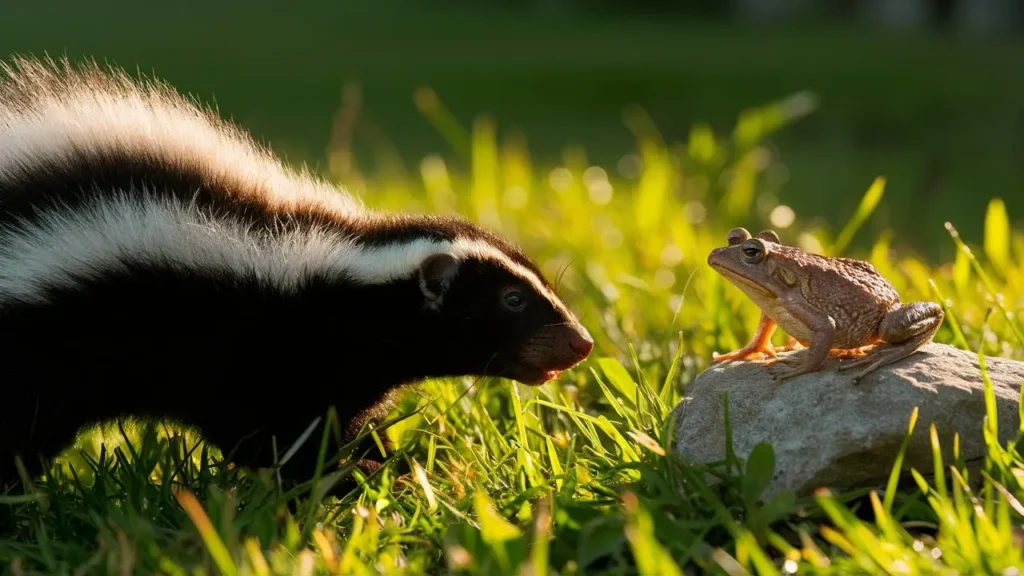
707, 227, 944, 382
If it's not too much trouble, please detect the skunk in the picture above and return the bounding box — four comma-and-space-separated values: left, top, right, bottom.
0, 56, 593, 492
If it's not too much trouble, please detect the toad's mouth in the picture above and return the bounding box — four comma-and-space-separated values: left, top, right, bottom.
708, 263, 778, 300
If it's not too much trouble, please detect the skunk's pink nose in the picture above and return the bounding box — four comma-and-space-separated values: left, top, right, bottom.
569, 327, 594, 358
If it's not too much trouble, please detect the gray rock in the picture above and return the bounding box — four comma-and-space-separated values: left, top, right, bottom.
671, 343, 1024, 498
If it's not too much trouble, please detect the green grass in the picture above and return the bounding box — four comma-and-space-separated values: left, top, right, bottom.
4, 83, 1024, 574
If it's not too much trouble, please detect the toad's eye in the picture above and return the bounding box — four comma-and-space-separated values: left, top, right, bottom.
503, 290, 526, 311
740, 239, 765, 262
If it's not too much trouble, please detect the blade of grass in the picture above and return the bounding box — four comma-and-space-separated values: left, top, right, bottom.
832, 176, 886, 256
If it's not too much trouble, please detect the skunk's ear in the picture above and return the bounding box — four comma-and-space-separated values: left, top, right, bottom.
418, 252, 459, 304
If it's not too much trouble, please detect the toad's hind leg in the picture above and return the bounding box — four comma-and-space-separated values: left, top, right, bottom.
837, 301, 944, 382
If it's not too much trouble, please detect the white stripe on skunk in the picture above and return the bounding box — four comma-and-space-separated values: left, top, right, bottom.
0, 56, 567, 315
0, 56, 361, 215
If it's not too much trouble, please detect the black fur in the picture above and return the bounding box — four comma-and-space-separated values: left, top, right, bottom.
0, 248, 585, 491
0, 57, 593, 495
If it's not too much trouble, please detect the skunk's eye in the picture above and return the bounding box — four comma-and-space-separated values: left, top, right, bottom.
503, 290, 526, 311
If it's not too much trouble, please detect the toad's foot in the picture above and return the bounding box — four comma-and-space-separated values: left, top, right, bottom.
828, 345, 878, 359
713, 346, 776, 362
764, 341, 832, 381
765, 353, 824, 381
837, 343, 923, 383
712, 313, 779, 363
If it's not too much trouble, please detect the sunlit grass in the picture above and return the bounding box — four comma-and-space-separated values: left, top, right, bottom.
3, 89, 1024, 575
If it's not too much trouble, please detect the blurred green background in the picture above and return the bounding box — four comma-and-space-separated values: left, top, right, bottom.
1, 0, 1021, 261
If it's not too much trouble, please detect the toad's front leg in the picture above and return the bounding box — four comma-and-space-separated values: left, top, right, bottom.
764, 299, 837, 382
712, 313, 780, 362
838, 301, 944, 382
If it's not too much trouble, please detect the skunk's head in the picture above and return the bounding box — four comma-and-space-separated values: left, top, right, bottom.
360, 216, 594, 386
419, 248, 593, 385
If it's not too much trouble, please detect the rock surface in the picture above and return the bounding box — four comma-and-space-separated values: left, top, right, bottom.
672, 343, 1024, 498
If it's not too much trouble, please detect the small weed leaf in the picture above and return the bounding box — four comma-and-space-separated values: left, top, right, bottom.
759, 490, 796, 526
742, 442, 776, 505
